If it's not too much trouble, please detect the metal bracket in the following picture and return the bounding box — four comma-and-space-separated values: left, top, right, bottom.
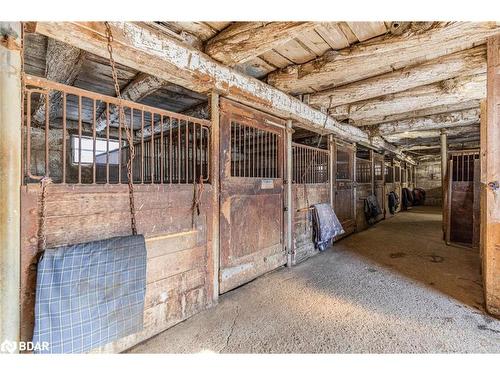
488, 181, 499, 191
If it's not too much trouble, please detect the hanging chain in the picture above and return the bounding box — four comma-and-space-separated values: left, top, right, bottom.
191, 176, 205, 228
38, 177, 52, 253
104, 22, 138, 235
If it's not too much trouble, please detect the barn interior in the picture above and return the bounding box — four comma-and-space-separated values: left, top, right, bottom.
1, 21, 499, 353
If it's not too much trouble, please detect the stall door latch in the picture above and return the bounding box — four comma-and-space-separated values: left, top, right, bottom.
487, 181, 499, 191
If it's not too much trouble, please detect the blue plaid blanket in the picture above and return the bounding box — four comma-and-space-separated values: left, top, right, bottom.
32, 235, 147, 354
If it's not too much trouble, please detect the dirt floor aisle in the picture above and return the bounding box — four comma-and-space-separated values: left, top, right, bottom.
130, 207, 500, 353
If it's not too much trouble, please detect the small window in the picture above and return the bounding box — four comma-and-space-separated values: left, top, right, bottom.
72, 136, 120, 165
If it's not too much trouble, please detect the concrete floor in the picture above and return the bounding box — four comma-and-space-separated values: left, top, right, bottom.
130, 206, 500, 353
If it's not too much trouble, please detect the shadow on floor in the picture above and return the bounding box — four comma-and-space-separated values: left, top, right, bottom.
336, 205, 485, 312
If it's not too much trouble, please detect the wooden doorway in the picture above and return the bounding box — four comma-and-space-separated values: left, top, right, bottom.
218, 99, 287, 293
335, 141, 356, 235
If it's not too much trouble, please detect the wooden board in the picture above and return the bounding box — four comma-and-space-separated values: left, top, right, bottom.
20, 183, 215, 352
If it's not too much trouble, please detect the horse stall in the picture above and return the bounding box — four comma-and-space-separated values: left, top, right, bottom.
444, 150, 481, 248
354, 146, 373, 231
20, 75, 216, 353
217, 99, 288, 292
291, 142, 330, 263
334, 141, 356, 236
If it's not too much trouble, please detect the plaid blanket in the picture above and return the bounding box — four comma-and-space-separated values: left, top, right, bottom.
32, 235, 147, 354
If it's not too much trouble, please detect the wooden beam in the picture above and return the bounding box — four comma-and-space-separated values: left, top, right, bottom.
267, 22, 499, 95
95, 72, 170, 131
205, 22, 316, 66
376, 108, 480, 135
32, 22, 374, 146
309, 46, 486, 108
334, 73, 486, 126
32, 38, 85, 124
402, 135, 480, 150
385, 124, 480, 144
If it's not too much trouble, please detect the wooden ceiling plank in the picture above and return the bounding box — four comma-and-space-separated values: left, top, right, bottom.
337, 22, 359, 44
295, 28, 331, 56
267, 22, 500, 95
260, 50, 293, 68
346, 22, 387, 42
314, 22, 351, 50
205, 22, 317, 66
273, 38, 318, 64
310, 45, 487, 108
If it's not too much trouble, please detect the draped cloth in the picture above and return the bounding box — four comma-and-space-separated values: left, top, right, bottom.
32, 235, 147, 354
311, 203, 345, 251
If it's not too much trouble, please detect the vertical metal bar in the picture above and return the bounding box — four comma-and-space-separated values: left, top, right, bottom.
92, 99, 96, 184
106, 103, 110, 184
185, 120, 188, 183
118, 105, 122, 184
62, 93, 67, 183
78, 95, 82, 183
141, 110, 144, 184
193, 122, 197, 181
177, 118, 180, 183
45, 93, 49, 177
130, 108, 134, 184
238, 123, 241, 177
151, 113, 155, 183
169, 117, 172, 183
160, 114, 164, 183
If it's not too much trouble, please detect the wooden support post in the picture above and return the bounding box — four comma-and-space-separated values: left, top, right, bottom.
353, 144, 357, 231
440, 129, 448, 237
483, 35, 500, 316
440, 130, 448, 186
210, 91, 220, 302
286, 119, 293, 267
328, 135, 335, 208
0, 22, 22, 351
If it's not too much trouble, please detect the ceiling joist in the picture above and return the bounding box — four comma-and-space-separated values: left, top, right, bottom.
331, 73, 486, 126
267, 22, 499, 95
309, 45, 486, 108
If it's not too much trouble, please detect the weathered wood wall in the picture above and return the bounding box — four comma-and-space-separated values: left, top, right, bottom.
20, 183, 215, 353
292, 184, 330, 263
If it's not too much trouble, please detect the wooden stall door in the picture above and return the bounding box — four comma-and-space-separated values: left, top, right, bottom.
335, 142, 356, 235
219, 99, 286, 293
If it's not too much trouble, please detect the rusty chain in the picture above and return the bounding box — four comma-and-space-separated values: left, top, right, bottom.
104, 22, 138, 236
38, 177, 52, 253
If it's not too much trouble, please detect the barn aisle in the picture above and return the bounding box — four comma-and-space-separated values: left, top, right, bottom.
130, 207, 500, 353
